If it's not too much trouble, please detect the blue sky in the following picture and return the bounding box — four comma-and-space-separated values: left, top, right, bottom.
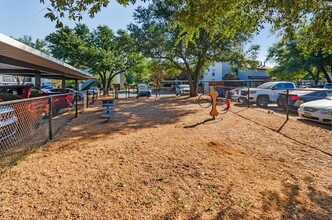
0, 0, 277, 66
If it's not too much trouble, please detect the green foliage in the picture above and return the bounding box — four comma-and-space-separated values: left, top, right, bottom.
16, 35, 49, 54
46, 24, 143, 93
46, 24, 90, 68
15, 36, 49, 85
128, 2, 259, 96
40, 1, 331, 55
267, 27, 332, 84
224, 72, 239, 80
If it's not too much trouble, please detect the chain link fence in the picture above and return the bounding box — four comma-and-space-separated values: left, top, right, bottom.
203, 85, 332, 129
112, 86, 174, 99
0, 93, 87, 159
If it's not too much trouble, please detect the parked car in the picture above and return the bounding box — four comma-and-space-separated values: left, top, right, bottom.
176, 84, 190, 96
323, 83, 332, 89
298, 97, 332, 124
137, 84, 151, 97
40, 86, 54, 93
0, 93, 24, 102
45, 88, 85, 102
88, 86, 100, 95
277, 89, 332, 111
0, 105, 18, 143
238, 81, 296, 107
0, 92, 48, 129
0, 85, 73, 115
309, 85, 325, 88
226, 87, 245, 101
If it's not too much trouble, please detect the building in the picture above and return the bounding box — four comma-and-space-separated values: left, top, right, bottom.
201, 62, 270, 87
0, 75, 52, 86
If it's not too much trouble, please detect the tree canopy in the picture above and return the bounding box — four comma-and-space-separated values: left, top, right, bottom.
267, 26, 332, 84
41, 0, 331, 50
128, 1, 259, 96
46, 24, 142, 93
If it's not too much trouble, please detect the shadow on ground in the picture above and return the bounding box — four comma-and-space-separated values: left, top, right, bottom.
152, 177, 331, 219
53, 97, 199, 144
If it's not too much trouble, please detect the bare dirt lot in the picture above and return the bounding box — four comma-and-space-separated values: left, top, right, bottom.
0, 97, 331, 219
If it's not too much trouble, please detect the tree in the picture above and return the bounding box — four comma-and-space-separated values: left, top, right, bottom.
17, 35, 49, 53
46, 24, 142, 94
267, 34, 332, 84
40, 0, 331, 51
128, 2, 259, 96
46, 24, 90, 68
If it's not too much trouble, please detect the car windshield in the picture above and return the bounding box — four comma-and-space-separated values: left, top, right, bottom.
324, 84, 332, 89
139, 85, 148, 90
179, 85, 189, 88
257, 82, 276, 89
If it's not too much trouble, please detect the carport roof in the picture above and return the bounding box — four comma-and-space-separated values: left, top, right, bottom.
0, 33, 94, 80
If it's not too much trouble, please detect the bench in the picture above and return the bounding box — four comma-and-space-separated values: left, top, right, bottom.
101, 99, 115, 121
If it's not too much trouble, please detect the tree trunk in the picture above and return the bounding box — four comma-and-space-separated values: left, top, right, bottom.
98, 72, 107, 95
192, 59, 204, 96
321, 66, 332, 83
186, 70, 195, 97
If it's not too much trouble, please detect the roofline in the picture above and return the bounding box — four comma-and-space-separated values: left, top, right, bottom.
0, 33, 94, 80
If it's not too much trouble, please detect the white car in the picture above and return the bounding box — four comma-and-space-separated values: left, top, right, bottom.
176, 84, 190, 96
0, 105, 18, 142
298, 97, 332, 124
226, 88, 245, 101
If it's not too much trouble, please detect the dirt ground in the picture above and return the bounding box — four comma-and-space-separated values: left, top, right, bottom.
0, 97, 331, 219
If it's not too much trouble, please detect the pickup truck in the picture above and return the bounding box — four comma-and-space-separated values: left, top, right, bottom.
238, 81, 296, 107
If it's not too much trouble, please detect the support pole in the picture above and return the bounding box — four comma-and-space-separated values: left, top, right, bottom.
86, 90, 89, 108
75, 79, 78, 118
286, 89, 289, 121
61, 78, 66, 93
247, 87, 250, 108
48, 96, 53, 140
35, 72, 41, 88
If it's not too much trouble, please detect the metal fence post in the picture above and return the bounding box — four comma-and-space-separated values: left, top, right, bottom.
75, 92, 78, 118
86, 90, 89, 108
247, 87, 250, 108
286, 89, 289, 121
48, 96, 53, 140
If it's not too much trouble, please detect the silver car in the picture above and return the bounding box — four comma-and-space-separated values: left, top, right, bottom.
298, 97, 332, 124
176, 84, 190, 96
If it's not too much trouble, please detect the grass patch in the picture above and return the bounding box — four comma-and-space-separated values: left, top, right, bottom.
0, 145, 40, 177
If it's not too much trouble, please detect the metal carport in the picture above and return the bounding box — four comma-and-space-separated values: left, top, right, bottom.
0, 33, 93, 87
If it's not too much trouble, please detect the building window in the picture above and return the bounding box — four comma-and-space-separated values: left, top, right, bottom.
3, 75, 14, 82
212, 72, 215, 76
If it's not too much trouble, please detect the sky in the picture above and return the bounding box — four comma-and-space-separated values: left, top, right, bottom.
0, 0, 278, 66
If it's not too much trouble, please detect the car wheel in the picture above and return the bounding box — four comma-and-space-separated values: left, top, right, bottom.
276, 99, 283, 107
256, 96, 269, 108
